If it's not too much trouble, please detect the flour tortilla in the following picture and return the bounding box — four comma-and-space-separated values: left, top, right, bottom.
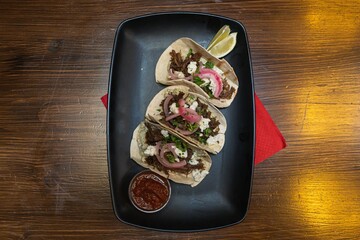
145, 85, 227, 154
130, 121, 212, 187
155, 37, 239, 108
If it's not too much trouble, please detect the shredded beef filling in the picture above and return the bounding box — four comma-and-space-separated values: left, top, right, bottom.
219, 80, 236, 99
169, 50, 201, 77
145, 122, 165, 143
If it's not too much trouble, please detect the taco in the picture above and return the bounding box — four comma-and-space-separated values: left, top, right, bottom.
130, 121, 212, 187
146, 86, 227, 154
155, 37, 239, 108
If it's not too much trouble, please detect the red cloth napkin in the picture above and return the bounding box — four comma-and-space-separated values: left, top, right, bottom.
101, 93, 286, 165
253, 94, 286, 164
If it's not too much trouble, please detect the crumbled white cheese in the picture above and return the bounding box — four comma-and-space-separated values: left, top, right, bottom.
208, 79, 217, 94
174, 147, 188, 158
189, 158, 199, 165
144, 145, 157, 156
161, 130, 169, 138
189, 101, 198, 110
206, 134, 222, 145
189, 151, 200, 165
198, 117, 211, 132
187, 61, 197, 74
200, 77, 210, 87
192, 169, 209, 182
169, 102, 179, 114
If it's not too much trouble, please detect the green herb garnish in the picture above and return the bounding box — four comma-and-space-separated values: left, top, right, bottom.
205, 61, 214, 69
202, 84, 214, 98
169, 135, 187, 152
193, 76, 204, 86
170, 119, 179, 127
204, 128, 212, 137
166, 153, 176, 163
186, 48, 193, 58
186, 122, 198, 132
198, 136, 207, 144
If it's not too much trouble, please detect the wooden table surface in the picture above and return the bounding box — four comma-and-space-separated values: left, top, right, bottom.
1, 1, 359, 239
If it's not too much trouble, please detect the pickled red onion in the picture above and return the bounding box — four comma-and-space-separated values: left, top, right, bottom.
157, 143, 186, 168
154, 141, 162, 159
169, 68, 192, 80
198, 68, 223, 98
160, 143, 176, 159
164, 97, 201, 127
165, 113, 180, 121
184, 75, 193, 81
175, 125, 199, 136
177, 98, 201, 123
168, 68, 177, 80
178, 98, 185, 115
163, 95, 173, 116
182, 108, 202, 123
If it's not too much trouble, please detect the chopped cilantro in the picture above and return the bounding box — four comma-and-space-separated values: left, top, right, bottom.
188, 95, 195, 101
193, 76, 204, 86
170, 119, 179, 127
196, 108, 203, 115
170, 134, 187, 152
202, 84, 214, 98
177, 142, 187, 152
198, 136, 207, 144
186, 122, 198, 132
186, 48, 193, 58
170, 134, 178, 143
166, 153, 175, 163
205, 61, 214, 69
204, 128, 212, 137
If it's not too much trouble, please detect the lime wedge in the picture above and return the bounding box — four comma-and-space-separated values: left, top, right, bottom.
208, 32, 237, 58
206, 25, 231, 51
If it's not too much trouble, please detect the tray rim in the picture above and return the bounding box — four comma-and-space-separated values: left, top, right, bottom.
106, 11, 256, 232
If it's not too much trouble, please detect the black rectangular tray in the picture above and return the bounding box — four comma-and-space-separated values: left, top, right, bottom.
107, 12, 255, 232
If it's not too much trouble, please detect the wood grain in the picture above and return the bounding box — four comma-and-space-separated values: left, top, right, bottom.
0, 0, 359, 239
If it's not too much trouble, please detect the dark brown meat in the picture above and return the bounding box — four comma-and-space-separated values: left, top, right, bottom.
184, 148, 193, 162
219, 80, 236, 99
197, 100, 211, 118
169, 50, 202, 77
145, 122, 165, 144
209, 118, 220, 135
145, 156, 169, 175
169, 50, 183, 72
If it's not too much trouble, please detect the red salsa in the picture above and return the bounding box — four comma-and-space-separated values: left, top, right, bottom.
129, 170, 171, 212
